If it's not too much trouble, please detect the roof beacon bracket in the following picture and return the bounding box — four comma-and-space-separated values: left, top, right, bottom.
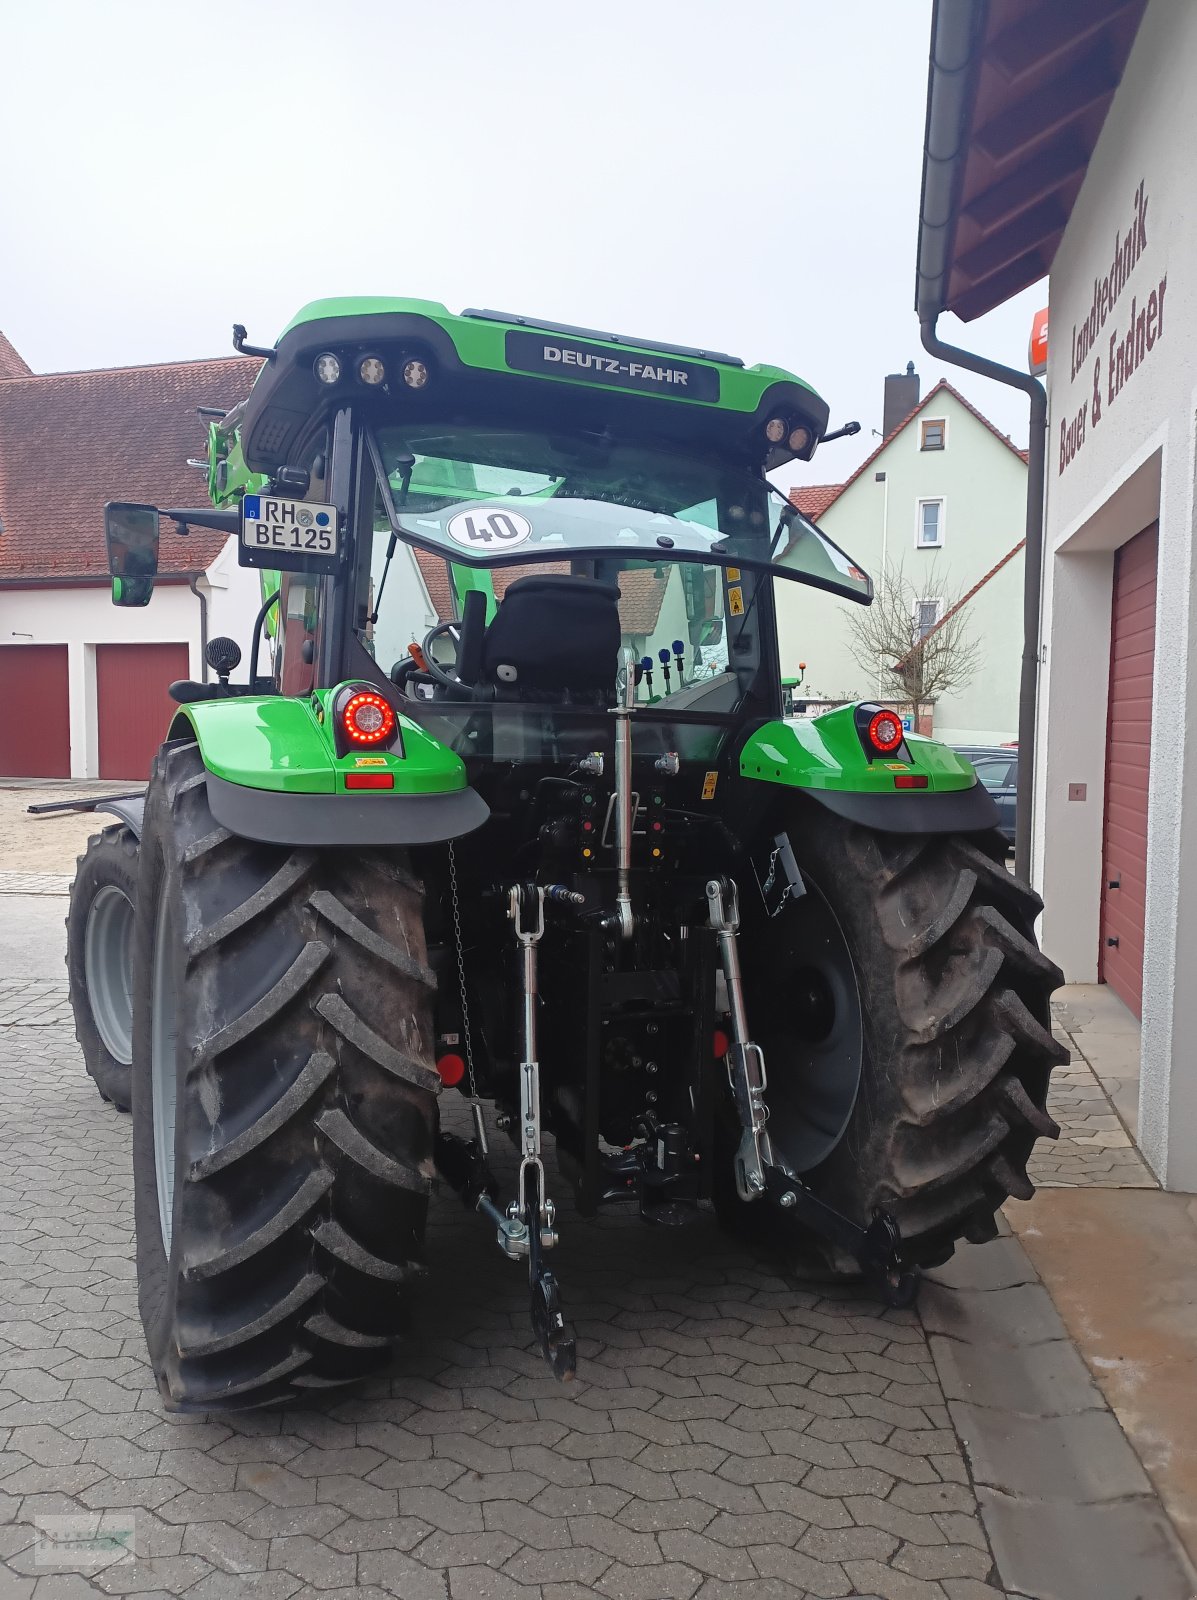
821, 421, 862, 445
232, 324, 277, 362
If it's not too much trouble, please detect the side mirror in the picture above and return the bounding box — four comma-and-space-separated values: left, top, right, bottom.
105, 502, 160, 608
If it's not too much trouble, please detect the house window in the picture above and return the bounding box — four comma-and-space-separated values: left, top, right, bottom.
917, 499, 943, 547
920, 418, 946, 450
913, 598, 942, 641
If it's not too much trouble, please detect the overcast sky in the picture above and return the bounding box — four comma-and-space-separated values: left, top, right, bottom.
3, 0, 1045, 486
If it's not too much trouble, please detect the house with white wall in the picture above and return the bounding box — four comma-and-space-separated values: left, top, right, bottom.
777, 372, 1028, 743
0, 335, 438, 780
914, 0, 1197, 1189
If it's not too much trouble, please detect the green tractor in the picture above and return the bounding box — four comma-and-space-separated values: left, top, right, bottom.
69, 299, 1065, 1409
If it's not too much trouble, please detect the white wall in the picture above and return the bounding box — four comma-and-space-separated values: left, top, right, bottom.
0, 582, 201, 778
1032, 0, 1197, 1188
777, 388, 1026, 741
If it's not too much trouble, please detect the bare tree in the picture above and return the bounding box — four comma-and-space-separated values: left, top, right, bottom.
846, 560, 983, 719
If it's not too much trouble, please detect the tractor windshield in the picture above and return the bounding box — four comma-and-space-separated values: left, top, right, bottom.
371, 426, 871, 602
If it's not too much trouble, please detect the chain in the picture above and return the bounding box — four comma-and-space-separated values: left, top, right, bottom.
760, 845, 788, 919
447, 840, 480, 1102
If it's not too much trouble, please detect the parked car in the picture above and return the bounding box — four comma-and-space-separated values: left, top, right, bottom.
953, 745, 1017, 848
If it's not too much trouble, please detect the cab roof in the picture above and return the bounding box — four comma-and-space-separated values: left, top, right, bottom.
236, 297, 829, 475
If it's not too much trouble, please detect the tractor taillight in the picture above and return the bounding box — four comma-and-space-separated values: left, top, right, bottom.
866, 710, 904, 755
894, 774, 928, 789
341, 691, 396, 747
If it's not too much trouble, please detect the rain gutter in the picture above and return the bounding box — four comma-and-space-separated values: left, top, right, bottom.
916, 0, 1046, 882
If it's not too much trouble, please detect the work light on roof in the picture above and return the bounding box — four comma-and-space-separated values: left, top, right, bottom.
764, 417, 787, 444
402, 359, 429, 389
314, 352, 341, 385
788, 425, 812, 453
358, 355, 386, 386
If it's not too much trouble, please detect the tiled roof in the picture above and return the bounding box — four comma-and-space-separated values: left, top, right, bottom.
0, 355, 261, 581
788, 484, 842, 521
786, 379, 1027, 541
0, 333, 31, 381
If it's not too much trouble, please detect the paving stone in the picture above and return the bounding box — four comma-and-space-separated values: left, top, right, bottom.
181, 1520, 271, 1574
657, 1528, 754, 1581
615, 1498, 717, 1535
978, 1490, 1195, 1600
502, 1544, 612, 1586
358, 1545, 449, 1600
596, 1560, 703, 1599
749, 1546, 853, 1596
267, 1533, 355, 1589
842, 1560, 949, 1599
483, 1500, 573, 1551
951, 1404, 1151, 1501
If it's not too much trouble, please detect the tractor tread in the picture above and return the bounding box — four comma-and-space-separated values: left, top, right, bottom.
317, 1107, 431, 1193
186, 852, 315, 959
132, 742, 437, 1410
309, 889, 437, 988
181, 1167, 335, 1280
189, 1051, 337, 1180
195, 942, 331, 1062
755, 809, 1065, 1270
314, 992, 442, 1093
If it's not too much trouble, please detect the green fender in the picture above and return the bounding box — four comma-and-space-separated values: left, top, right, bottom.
739, 705, 999, 835
167, 687, 489, 847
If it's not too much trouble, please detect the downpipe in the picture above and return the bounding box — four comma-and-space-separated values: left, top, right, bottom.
919, 316, 1047, 882
612, 648, 637, 939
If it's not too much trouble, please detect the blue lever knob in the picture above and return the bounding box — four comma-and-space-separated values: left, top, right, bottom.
658, 647, 672, 665
672, 640, 685, 656
640, 657, 653, 673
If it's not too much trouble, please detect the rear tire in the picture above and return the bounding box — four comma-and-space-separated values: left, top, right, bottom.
742, 807, 1067, 1270
132, 741, 440, 1410
67, 824, 138, 1112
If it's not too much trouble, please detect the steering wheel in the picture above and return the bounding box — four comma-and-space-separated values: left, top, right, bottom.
421, 620, 464, 691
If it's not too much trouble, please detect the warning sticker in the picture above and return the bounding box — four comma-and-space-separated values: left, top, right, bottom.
701, 771, 719, 801
354, 756, 388, 767
725, 567, 741, 582
727, 586, 744, 616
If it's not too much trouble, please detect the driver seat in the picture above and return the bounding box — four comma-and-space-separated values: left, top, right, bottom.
478, 574, 622, 701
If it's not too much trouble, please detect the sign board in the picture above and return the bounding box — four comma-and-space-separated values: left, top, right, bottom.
1029, 307, 1049, 376
901, 715, 913, 732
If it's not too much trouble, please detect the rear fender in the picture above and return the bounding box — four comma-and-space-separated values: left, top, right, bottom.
740, 706, 999, 834
167, 689, 489, 847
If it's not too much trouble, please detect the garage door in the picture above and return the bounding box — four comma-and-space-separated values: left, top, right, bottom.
1099, 523, 1157, 1018
0, 644, 71, 777
96, 642, 190, 780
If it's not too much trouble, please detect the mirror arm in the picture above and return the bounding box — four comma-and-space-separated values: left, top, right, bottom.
162, 508, 242, 536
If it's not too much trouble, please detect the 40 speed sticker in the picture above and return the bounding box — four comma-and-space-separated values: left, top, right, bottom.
447, 507, 533, 550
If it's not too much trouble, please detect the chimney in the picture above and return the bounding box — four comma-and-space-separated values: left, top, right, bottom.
882, 360, 919, 438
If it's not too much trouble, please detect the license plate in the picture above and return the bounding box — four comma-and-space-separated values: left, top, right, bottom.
239, 495, 339, 573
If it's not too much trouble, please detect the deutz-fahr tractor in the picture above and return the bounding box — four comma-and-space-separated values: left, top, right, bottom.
66, 299, 1065, 1410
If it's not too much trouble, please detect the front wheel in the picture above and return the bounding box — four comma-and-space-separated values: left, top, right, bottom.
67, 824, 138, 1112
740, 806, 1067, 1270
132, 741, 440, 1410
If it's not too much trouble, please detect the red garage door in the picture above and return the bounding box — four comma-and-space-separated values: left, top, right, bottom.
0, 645, 71, 777
1099, 524, 1158, 1017
97, 642, 189, 780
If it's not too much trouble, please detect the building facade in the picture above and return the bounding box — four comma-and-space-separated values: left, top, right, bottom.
0, 341, 439, 780
777, 376, 1027, 742
1032, 0, 1194, 1187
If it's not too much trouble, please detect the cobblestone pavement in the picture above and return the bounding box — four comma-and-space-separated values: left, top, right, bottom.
0, 875, 73, 898
0, 998, 1013, 1600
1028, 1007, 1155, 1190
1, 975, 1187, 1600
